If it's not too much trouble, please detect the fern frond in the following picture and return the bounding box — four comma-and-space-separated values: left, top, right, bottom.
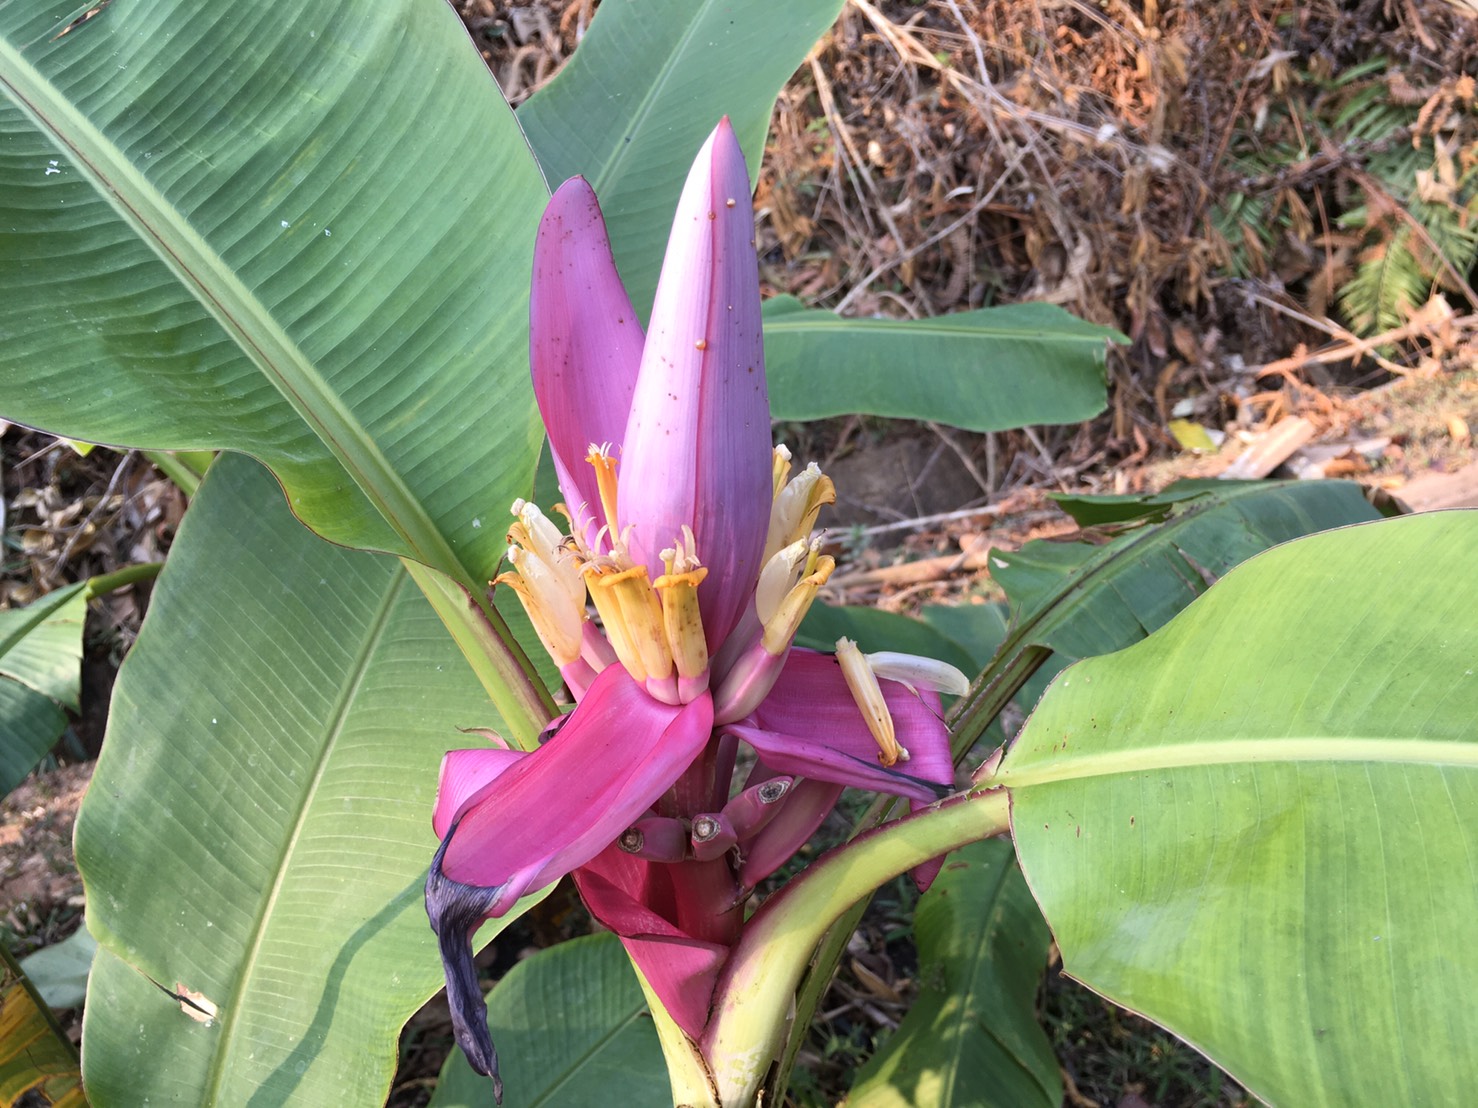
1339, 223, 1433, 334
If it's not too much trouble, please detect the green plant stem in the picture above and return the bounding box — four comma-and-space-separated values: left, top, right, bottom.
704, 789, 1012, 1106
949, 642, 1054, 761
143, 449, 208, 496
630, 962, 723, 1108
765, 644, 1049, 1096
765, 894, 869, 1101
399, 559, 554, 750
85, 561, 163, 598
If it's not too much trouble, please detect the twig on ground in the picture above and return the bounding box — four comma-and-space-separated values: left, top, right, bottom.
1244, 296, 1475, 380
834, 174, 1019, 313
926, 421, 994, 498
848, 501, 1008, 539
46, 450, 134, 584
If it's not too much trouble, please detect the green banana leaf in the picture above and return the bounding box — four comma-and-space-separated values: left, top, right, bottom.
0, 582, 86, 792
950, 479, 1387, 757
848, 838, 1059, 1108
17, 925, 96, 1010
990, 479, 1390, 663
797, 603, 977, 677
762, 296, 1118, 432
993, 511, 1478, 1106
519, 0, 846, 314
0, 0, 547, 591
73, 455, 539, 1105
430, 934, 668, 1107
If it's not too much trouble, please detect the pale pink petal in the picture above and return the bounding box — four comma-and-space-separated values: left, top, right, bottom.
725, 720, 947, 803
432, 747, 528, 840
732, 649, 955, 799
531, 176, 645, 534
619, 118, 771, 648
438, 665, 712, 898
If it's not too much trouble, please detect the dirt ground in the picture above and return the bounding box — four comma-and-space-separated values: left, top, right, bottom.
4, 2, 1477, 1106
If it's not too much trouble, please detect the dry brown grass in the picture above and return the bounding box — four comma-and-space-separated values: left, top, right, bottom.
472, 0, 1477, 510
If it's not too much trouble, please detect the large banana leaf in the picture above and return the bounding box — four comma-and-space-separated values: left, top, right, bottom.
74, 455, 538, 1105
848, 838, 1059, 1108
992, 512, 1478, 1106
0, 0, 546, 591
950, 479, 1386, 757
519, 0, 845, 313
763, 297, 1117, 431
430, 934, 667, 1108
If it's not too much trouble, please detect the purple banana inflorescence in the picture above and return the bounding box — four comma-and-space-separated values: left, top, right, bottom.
425, 118, 968, 1100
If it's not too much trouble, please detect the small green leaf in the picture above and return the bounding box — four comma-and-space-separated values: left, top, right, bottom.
918, 603, 1008, 671
18, 926, 96, 1011
798, 603, 976, 677
1000, 512, 1478, 1106
430, 934, 667, 1108
951, 480, 1387, 760
762, 297, 1118, 432
1167, 418, 1218, 452
849, 838, 1060, 1108
990, 479, 1386, 663
0, 584, 85, 712
0, 582, 87, 792
1046, 481, 1218, 528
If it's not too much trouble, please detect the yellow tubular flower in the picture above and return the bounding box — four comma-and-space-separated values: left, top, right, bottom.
495, 548, 583, 667
753, 539, 810, 626
585, 443, 623, 549
835, 636, 908, 767
771, 444, 793, 499
496, 499, 588, 668
510, 500, 583, 599
582, 564, 647, 682
587, 564, 674, 687
763, 462, 836, 564
759, 543, 835, 656
655, 568, 709, 683
656, 528, 710, 687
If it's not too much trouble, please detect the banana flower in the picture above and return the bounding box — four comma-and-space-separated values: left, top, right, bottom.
425, 119, 967, 1102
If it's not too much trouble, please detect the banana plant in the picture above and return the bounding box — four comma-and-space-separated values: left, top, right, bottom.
2, 1, 1470, 1106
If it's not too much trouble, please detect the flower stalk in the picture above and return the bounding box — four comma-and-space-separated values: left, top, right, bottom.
703, 789, 1012, 1105
423, 119, 981, 1104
